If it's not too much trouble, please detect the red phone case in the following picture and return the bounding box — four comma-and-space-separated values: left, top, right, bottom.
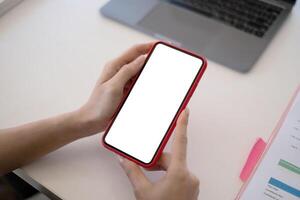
101, 41, 207, 168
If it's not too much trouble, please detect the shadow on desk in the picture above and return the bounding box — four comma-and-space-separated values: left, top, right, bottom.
0, 172, 52, 200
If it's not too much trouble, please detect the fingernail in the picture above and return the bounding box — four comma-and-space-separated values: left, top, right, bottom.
185, 108, 190, 124
116, 155, 124, 163
185, 107, 190, 116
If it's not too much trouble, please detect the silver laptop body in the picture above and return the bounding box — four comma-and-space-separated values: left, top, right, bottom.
0, 0, 23, 17
100, 0, 296, 72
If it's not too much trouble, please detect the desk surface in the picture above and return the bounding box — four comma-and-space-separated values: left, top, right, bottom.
0, 0, 299, 199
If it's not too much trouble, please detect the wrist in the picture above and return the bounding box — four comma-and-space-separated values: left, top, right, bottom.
63, 110, 87, 140
71, 105, 106, 138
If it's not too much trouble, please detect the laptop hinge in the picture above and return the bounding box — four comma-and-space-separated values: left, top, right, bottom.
258, 0, 290, 9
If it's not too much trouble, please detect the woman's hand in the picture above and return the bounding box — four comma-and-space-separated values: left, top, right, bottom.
0, 43, 154, 174
76, 43, 153, 137
119, 109, 200, 200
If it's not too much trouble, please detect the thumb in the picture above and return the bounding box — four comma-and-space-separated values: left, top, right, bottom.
170, 108, 189, 170
118, 156, 151, 190
111, 55, 146, 87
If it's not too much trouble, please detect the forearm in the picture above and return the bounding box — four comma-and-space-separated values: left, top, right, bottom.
0, 110, 86, 175
0, 42, 152, 176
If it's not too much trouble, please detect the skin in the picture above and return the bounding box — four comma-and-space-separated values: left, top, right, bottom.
0, 43, 200, 200
119, 109, 200, 200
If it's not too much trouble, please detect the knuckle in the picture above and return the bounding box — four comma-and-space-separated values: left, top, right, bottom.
133, 44, 142, 51
192, 176, 200, 188
105, 60, 114, 68
104, 84, 120, 96
132, 44, 140, 50
178, 133, 188, 145
120, 65, 131, 74
126, 64, 135, 73
121, 65, 135, 78
131, 44, 146, 55
173, 168, 189, 181
127, 45, 139, 55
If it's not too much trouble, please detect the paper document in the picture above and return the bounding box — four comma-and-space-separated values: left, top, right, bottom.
239, 90, 300, 200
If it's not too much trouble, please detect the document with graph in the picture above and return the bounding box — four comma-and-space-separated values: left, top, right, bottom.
238, 87, 300, 200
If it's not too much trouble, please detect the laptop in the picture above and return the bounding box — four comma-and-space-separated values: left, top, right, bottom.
0, 0, 23, 17
100, 0, 296, 72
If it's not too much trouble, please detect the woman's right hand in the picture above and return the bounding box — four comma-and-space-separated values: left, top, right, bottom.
119, 109, 200, 200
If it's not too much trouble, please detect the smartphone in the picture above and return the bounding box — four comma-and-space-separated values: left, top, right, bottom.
102, 41, 207, 168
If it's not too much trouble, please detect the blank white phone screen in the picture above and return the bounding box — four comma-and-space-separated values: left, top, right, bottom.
104, 43, 203, 164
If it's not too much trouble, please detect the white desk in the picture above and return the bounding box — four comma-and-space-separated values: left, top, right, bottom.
0, 0, 299, 199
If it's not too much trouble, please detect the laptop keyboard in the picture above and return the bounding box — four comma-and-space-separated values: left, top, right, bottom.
171, 0, 283, 37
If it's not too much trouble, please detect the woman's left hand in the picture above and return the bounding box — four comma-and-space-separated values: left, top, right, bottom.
76, 42, 153, 137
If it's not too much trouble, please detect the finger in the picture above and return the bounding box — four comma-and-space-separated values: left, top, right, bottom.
146, 153, 171, 171
190, 174, 200, 198
111, 55, 146, 87
99, 63, 121, 84
170, 108, 189, 168
99, 43, 153, 84
118, 156, 151, 190
123, 78, 135, 93
99, 42, 155, 83
111, 42, 153, 67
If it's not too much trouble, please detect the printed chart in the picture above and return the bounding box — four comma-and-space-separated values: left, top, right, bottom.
239, 90, 300, 200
